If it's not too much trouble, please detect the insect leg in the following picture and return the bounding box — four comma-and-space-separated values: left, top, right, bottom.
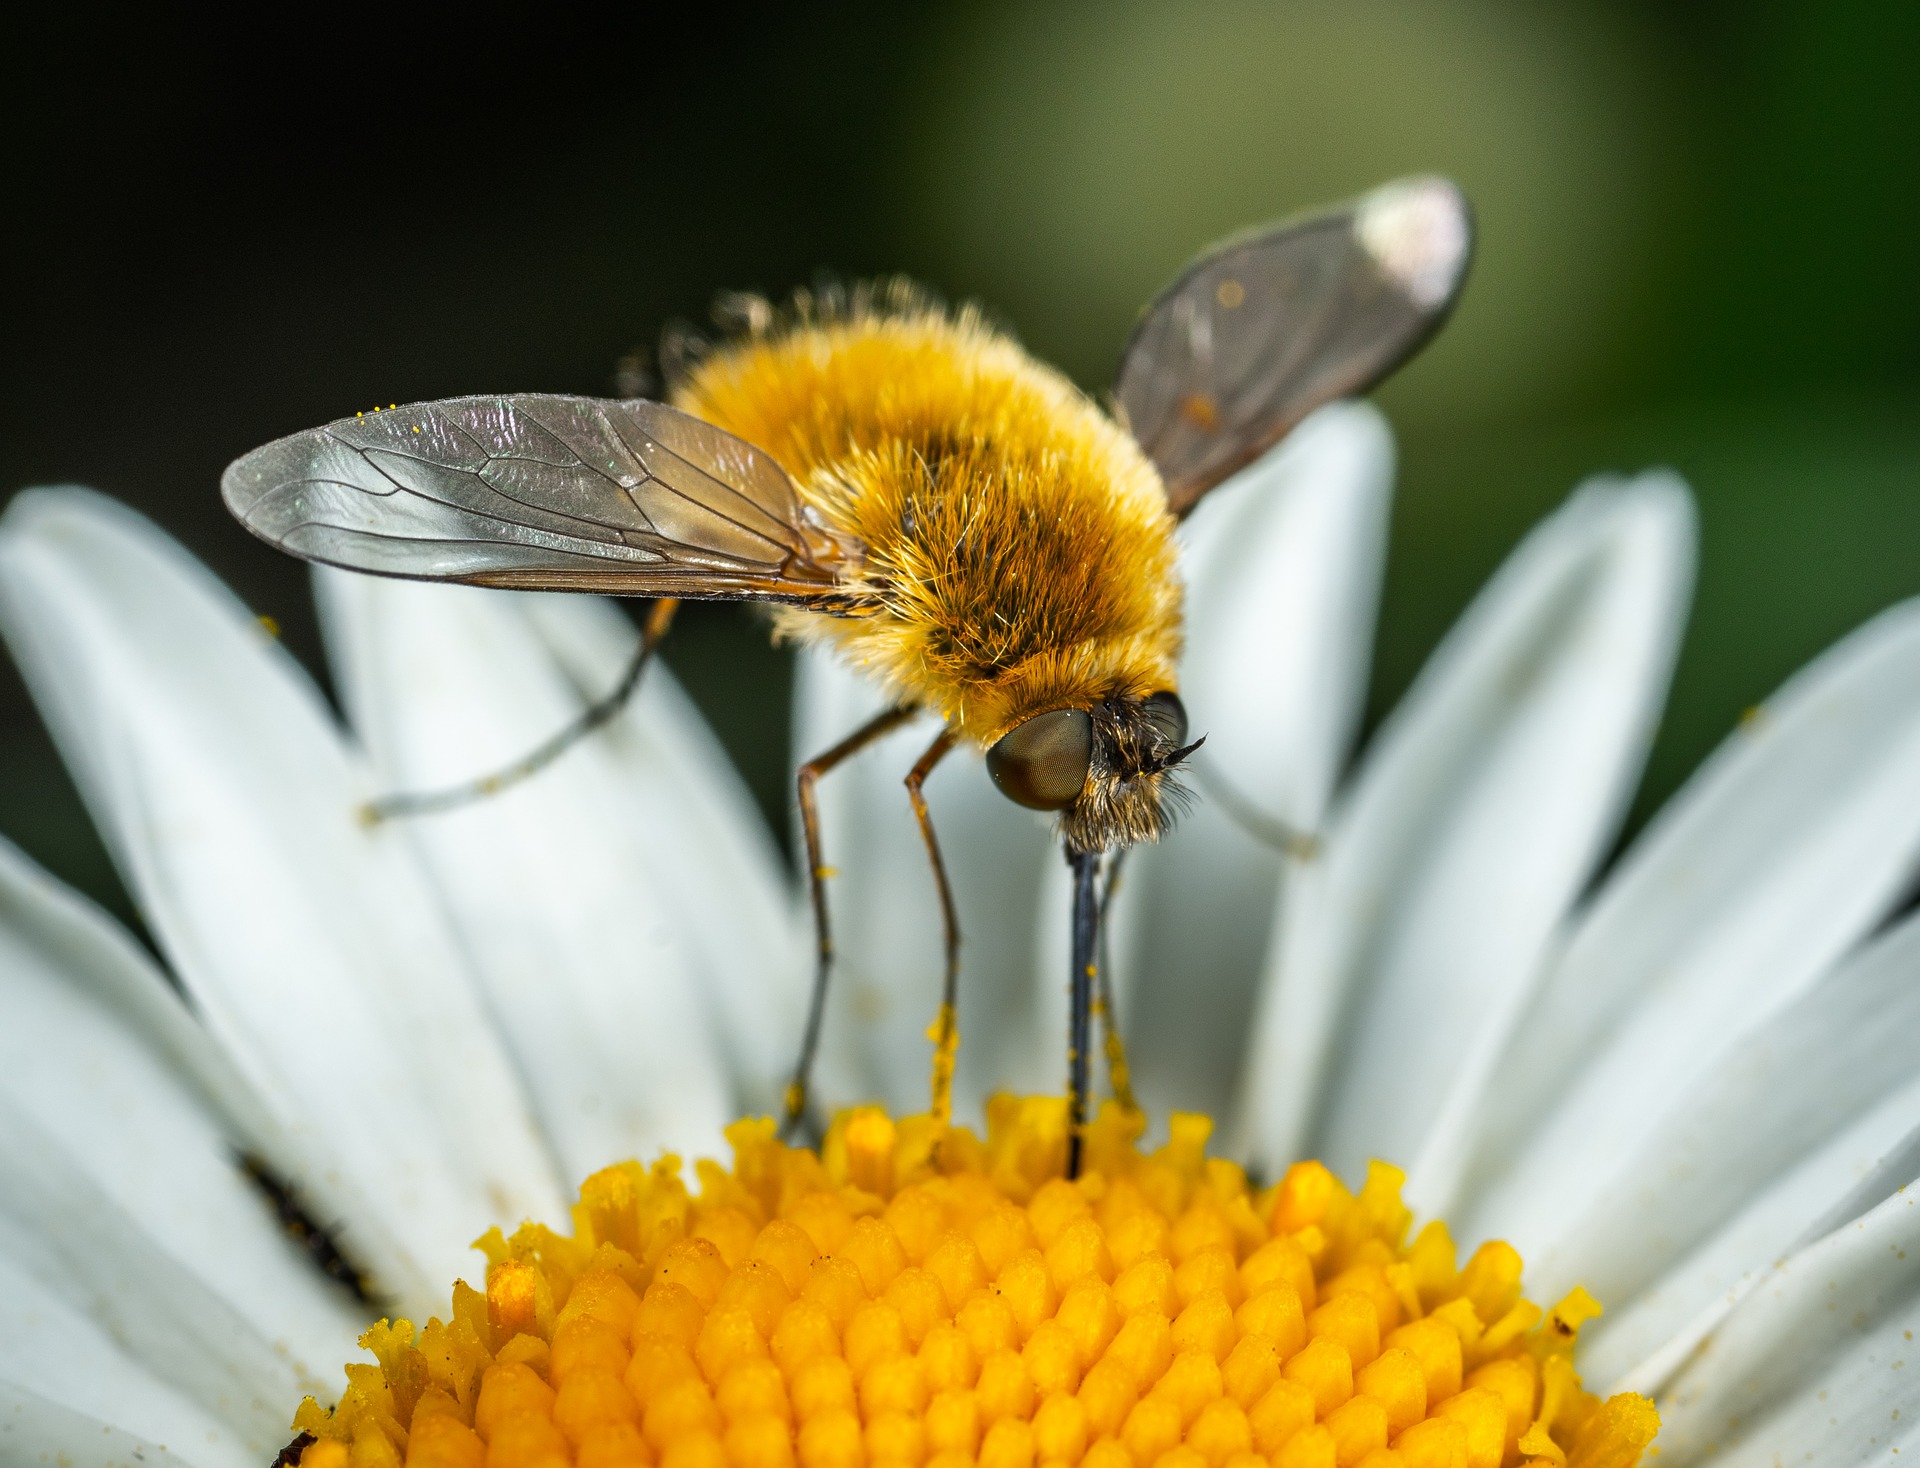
903, 727, 961, 1134
1187, 757, 1320, 859
361, 597, 680, 823
1066, 847, 1103, 1179
1094, 850, 1140, 1116
787, 703, 920, 1139
235, 1150, 375, 1305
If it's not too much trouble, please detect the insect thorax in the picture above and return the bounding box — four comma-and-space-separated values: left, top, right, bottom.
674, 298, 1184, 746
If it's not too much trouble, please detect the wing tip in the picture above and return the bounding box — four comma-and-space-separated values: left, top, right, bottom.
219, 445, 275, 526
1354, 175, 1473, 312
219, 456, 254, 511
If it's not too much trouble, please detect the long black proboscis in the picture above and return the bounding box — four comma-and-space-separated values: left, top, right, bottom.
1066, 847, 1101, 1179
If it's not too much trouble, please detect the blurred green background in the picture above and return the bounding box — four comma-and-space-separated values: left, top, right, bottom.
2, 1, 1915, 930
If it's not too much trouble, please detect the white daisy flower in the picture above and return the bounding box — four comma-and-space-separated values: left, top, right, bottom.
1, 403, 1916, 1468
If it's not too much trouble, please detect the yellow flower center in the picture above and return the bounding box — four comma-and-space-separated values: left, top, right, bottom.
288, 1099, 1655, 1468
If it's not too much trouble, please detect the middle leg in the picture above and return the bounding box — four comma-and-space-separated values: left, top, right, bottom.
787, 703, 918, 1139
903, 727, 961, 1132
1094, 850, 1140, 1117
1065, 846, 1103, 1179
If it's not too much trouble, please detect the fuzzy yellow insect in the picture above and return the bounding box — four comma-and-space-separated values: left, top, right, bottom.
222, 178, 1472, 1165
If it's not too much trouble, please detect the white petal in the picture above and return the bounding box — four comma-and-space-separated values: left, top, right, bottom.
516, 591, 808, 1111
0, 488, 564, 1315
1599, 1096, 1920, 1399
1461, 596, 1920, 1259
1548, 909, 1920, 1388
0, 1098, 298, 1452
1235, 474, 1695, 1186
791, 650, 1059, 1122
316, 571, 740, 1174
1177, 402, 1396, 820
1112, 402, 1392, 1127
0, 837, 363, 1400
0, 1383, 203, 1468
0, 829, 268, 1150
1652, 1177, 1920, 1466
0, 1251, 252, 1468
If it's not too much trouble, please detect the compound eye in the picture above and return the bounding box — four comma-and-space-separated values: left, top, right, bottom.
1143, 690, 1188, 748
987, 707, 1094, 810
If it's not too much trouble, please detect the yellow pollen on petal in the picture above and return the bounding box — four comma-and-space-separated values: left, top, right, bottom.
288, 1100, 1656, 1468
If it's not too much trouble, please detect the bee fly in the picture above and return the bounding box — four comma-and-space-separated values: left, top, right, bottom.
222, 177, 1471, 1175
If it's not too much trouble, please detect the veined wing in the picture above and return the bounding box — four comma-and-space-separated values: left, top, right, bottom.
1116, 176, 1473, 518
221, 394, 863, 602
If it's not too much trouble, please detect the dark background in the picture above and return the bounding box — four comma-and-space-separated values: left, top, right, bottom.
4, 2, 1916, 930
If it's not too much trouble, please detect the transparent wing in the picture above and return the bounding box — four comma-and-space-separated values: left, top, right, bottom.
1116, 176, 1472, 518
221, 394, 863, 602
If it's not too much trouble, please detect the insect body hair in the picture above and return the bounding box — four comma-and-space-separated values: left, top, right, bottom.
1059, 696, 1198, 853
672, 291, 1184, 751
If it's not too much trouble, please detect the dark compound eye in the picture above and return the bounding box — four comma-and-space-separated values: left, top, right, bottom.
1143, 691, 1188, 748
987, 707, 1094, 811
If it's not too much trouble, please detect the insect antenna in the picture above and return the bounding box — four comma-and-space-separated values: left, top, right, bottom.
1144, 734, 1206, 776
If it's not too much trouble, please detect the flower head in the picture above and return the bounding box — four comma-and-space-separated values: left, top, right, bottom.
292, 1102, 1654, 1468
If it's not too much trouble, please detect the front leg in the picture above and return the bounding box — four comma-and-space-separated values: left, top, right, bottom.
786, 704, 917, 1138
1066, 847, 1103, 1179
904, 728, 961, 1132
